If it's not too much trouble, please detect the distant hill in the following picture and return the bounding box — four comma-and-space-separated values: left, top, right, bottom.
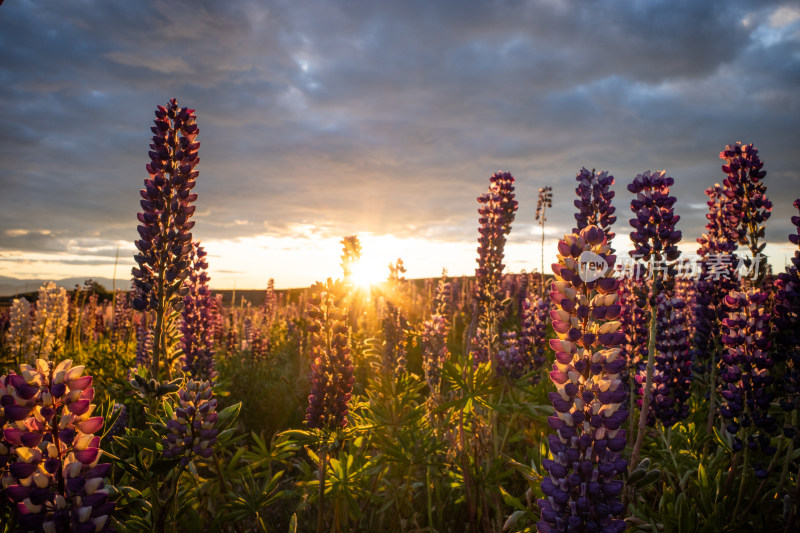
0, 276, 131, 297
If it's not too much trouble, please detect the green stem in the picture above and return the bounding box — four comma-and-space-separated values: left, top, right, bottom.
630, 302, 657, 471
735, 445, 749, 511
316, 447, 327, 533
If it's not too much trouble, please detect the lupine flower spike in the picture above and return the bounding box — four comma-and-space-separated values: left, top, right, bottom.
306, 279, 354, 430
163, 379, 218, 466
0, 359, 114, 532
776, 200, 800, 443
472, 171, 517, 364
538, 226, 627, 533
180, 242, 217, 382
627, 170, 682, 468
573, 168, 617, 246
132, 99, 200, 378
720, 142, 771, 285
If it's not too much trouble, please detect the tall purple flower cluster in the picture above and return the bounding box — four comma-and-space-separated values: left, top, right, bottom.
163, 379, 218, 466
573, 168, 617, 244
132, 99, 200, 378
495, 331, 526, 379
180, 243, 217, 381
496, 293, 549, 381
473, 171, 517, 363
776, 200, 800, 433
132, 99, 199, 312
649, 295, 692, 427
720, 142, 772, 261
111, 290, 132, 347
628, 171, 682, 287
693, 184, 741, 374
422, 313, 450, 394
719, 290, 777, 474
306, 279, 354, 430
134, 323, 153, 369
0, 359, 114, 532
423, 275, 453, 394
381, 301, 408, 377
538, 226, 627, 533
617, 278, 648, 375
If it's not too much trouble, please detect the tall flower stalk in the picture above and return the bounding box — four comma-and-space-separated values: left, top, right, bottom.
471, 171, 517, 364
694, 183, 741, 437
305, 278, 354, 533
627, 170, 682, 469
720, 142, 771, 286
539, 225, 627, 532
0, 359, 114, 532
649, 295, 692, 427
536, 186, 553, 296
131, 99, 200, 379
179, 242, 217, 381
573, 168, 617, 245
306, 278, 354, 430
29, 282, 69, 363
719, 290, 777, 478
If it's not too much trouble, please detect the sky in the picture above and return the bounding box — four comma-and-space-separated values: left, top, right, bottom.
1, 0, 799, 291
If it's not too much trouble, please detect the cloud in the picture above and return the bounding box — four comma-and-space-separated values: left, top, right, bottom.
0, 0, 798, 287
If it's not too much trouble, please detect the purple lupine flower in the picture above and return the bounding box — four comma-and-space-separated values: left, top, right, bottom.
627, 170, 682, 467
495, 331, 526, 379
649, 295, 692, 427
423, 274, 453, 395
180, 242, 217, 381
422, 313, 450, 394
0, 359, 114, 532
163, 379, 218, 466
381, 301, 408, 377
573, 168, 617, 245
132, 99, 200, 377
618, 278, 648, 375
539, 226, 627, 533
105, 403, 128, 440
776, 200, 800, 440
720, 290, 777, 476
134, 323, 153, 370
111, 290, 133, 346
472, 171, 518, 363
720, 142, 772, 264
497, 293, 550, 380
306, 279, 354, 430
628, 170, 682, 286
81, 293, 99, 344
693, 184, 741, 377
432, 272, 455, 322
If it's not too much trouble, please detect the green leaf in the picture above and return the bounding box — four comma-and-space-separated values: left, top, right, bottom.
149, 458, 182, 475
503, 510, 527, 531
217, 402, 242, 430
498, 485, 526, 511
287, 514, 297, 533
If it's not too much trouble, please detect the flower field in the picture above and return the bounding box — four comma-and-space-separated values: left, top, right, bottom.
1, 100, 799, 532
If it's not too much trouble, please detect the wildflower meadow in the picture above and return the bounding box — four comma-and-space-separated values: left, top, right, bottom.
2, 99, 800, 533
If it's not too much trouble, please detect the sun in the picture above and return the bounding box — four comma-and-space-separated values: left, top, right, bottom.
349, 255, 388, 288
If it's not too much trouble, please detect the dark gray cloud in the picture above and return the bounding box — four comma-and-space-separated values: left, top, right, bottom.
1, 0, 799, 283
